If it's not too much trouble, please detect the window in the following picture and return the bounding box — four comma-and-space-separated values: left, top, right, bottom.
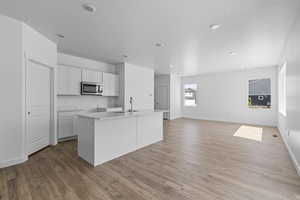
248, 78, 271, 108
279, 62, 287, 116
184, 84, 197, 106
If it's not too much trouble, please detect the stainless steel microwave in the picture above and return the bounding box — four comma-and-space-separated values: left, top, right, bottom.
81, 82, 103, 96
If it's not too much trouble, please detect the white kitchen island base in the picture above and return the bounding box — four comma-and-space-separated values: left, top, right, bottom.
77, 111, 163, 166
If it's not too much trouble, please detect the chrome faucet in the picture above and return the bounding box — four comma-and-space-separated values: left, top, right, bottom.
129, 97, 133, 112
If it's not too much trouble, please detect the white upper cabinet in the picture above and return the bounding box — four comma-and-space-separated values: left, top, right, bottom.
57, 66, 119, 96
103, 72, 119, 96
57, 65, 82, 95
82, 69, 103, 83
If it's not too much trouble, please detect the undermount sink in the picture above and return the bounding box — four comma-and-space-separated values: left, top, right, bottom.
129, 110, 139, 113
87, 108, 106, 113
89, 107, 123, 113
115, 110, 139, 114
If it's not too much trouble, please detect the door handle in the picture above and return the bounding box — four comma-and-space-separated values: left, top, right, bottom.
28, 111, 31, 115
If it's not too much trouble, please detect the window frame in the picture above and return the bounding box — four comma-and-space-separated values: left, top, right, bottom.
279, 62, 287, 116
248, 78, 272, 109
183, 83, 197, 107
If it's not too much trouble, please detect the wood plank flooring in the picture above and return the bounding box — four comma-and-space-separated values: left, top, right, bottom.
1, 118, 300, 200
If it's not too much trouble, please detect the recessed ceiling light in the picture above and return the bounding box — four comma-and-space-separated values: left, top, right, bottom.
82, 4, 97, 13
209, 24, 221, 30
56, 34, 65, 39
169, 65, 174, 68
155, 43, 164, 47
229, 51, 237, 56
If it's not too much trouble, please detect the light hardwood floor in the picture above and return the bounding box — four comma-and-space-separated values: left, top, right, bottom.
1, 119, 300, 200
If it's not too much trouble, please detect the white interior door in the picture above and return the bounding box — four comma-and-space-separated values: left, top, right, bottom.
26, 60, 51, 155
155, 85, 169, 110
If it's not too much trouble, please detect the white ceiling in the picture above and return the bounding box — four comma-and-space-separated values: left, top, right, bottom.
1, 0, 300, 75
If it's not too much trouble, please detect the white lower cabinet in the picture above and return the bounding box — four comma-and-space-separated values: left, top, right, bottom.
58, 111, 79, 139
77, 112, 163, 166
136, 113, 163, 148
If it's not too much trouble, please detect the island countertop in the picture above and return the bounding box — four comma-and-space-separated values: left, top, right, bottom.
77, 110, 163, 120
77, 110, 164, 166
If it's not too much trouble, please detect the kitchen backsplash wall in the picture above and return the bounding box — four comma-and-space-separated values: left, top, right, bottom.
57, 96, 118, 110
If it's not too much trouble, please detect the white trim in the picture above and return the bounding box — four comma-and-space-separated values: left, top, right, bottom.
278, 63, 287, 117
170, 115, 182, 120
182, 115, 277, 127
0, 156, 27, 169
21, 52, 27, 168
277, 126, 300, 176
27, 56, 56, 70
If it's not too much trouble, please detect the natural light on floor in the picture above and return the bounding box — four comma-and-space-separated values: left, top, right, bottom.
234, 125, 263, 142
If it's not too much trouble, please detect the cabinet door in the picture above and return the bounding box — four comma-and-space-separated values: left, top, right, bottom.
82, 69, 103, 83
112, 74, 119, 96
57, 65, 81, 95
58, 113, 76, 139
68, 67, 82, 95
102, 72, 111, 96
103, 73, 119, 96
136, 113, 163, 148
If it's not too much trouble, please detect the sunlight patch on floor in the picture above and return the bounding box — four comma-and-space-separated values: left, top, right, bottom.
234, 125, 263, 142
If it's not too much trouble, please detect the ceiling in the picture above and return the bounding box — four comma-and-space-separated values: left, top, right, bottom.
0, 0, 299, 75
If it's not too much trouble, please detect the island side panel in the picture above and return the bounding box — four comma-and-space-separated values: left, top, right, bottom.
137, 112, 163, 149
94, 117, 137, 166
77, 117, 95, 165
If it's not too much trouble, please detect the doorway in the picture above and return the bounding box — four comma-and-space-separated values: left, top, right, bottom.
155, 85, 170, 119
25, 57, 56, 155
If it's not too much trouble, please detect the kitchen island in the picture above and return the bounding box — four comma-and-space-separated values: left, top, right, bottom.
76, 111, 163, 166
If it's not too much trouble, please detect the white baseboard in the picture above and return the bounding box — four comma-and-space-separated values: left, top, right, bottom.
182, 115, 276, 127
170, 116, 182, 120
278, 127, 300, 176
0, 155, 28, 168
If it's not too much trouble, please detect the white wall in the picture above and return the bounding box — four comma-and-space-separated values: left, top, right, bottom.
0, 15, 25, 167
0, 15, 58, 168
117, 63, 154, 111
182, 67, 278, 126
23, 22, 58, 150
278, 14, 300, 175
170, 74, 182, 120
23, 24, 57, 66
57, 53, 117, 110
